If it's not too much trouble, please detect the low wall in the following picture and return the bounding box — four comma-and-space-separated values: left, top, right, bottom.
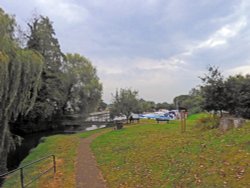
219, 117, 246, 131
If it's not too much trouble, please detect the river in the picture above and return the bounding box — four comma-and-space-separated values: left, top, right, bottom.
0, 123, 108, 187
7, 123, 107, 171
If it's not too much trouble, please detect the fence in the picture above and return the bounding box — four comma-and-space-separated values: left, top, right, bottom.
0, 155, 56, 188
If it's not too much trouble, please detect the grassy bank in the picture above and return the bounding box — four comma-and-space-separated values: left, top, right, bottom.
91, 114, 250, 187
3, 114, 250, 187
2, 128, 108, 188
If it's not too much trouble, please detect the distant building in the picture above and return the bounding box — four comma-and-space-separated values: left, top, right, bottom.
158, 109, 169, 113
86, 110, 110, 122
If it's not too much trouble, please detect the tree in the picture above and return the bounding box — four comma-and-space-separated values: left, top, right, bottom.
155, 102, 171, 110
188, 88, 203, 114
63, 53, 102, 116
224, 74, 250, 118
138, 99, 156, 112
173, 88, 203, 114
173, 95, 190, 109
110, 89, 140, 120
97, 99, 108, 111
200, 66, 226, 116
0, 8, 43, 173
0, 9, 103, 173
26, 15, 67, 120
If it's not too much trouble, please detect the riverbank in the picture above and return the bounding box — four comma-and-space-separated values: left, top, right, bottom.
3, 115, 250, 187
2, 128, 107, 188
6, 121, 112, 171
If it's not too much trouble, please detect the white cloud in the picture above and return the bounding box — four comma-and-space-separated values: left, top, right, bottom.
34, 0, 89, 24
198, 17, 247, 49
226, 64, 250, 75
134, 57, 185, 71
169, 16, 248, 69
94, 13, 249, 102
181, 17, 247, 58
3, 0, 250, 103
98, 67, 124, 75
93, 56, 193, 103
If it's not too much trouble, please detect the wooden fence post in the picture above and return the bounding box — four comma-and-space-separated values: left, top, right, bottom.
180, 110, 186, 132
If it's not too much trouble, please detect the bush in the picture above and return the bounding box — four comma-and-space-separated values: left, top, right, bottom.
196, 116, 220, 130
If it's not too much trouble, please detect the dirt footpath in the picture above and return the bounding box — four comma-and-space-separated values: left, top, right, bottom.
76, 133, 107, 188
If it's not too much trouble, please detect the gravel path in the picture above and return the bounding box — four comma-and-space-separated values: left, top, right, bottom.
76, 133, 107, 188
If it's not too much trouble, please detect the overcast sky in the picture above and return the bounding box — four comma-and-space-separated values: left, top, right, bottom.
2, 0, 250, 103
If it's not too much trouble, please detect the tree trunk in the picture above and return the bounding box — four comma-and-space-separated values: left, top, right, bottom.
0, 118, 9, 174
220, 110, 223, 117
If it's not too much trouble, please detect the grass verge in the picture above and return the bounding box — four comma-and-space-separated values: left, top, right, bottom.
2, 128, 109, 188
91, 114, 250, 187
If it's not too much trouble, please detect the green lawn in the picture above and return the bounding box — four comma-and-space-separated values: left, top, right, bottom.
91, 114, 250, 187
3, 115, 250, 188
2, 128, 110, 188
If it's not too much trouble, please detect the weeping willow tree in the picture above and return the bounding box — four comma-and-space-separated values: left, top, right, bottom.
1, 9, 102, 173
0, 8, 44, 173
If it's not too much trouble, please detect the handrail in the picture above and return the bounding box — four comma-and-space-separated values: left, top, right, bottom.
0, 154, 56, 188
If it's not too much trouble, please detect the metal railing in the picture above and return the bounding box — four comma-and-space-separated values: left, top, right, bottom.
0, 155, 56, 188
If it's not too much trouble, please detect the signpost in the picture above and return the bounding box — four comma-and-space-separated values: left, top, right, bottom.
180, 109, 187, 132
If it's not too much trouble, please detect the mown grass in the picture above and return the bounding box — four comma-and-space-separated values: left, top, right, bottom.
3, 134, 79, 188
91, 114, 250, 187
78, 127, 108, 138
2, 128, 109, 188
4, 115, 250, 187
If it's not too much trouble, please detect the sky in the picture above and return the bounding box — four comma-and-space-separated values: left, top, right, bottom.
1, 0, 250, 103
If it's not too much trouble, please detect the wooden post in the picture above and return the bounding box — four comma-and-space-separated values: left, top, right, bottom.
180, 110, 186, 132
20, 168, 24, 188
180, 110, 183, 132
184, 112, 186, 131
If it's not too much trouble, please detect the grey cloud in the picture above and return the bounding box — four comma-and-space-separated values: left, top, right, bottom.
1, 0, 250, 103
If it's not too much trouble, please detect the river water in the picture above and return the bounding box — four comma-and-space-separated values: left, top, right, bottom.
0, 122, 110, 188
0, 122, 109, 187
7, 123, 107, 171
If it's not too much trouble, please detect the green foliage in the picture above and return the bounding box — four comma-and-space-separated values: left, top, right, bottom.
27, 16, 65, 71
156, 102, 175, 111
25, 18, 103, 120
224, 75, 250, 118
0, 8, 17, 53
200, 66, 226, 115
0, 8, 44, 173
174, 88, 203, 114
196, 116, 220, 130
97, 99, 108, 111
110, 88, 141, 119
138, 99, 156, 112
11, 50, 44, 117
0, 48, 43, 172
0, 8, 103, 174
64, 53, 102, 115
200, 66, 250, 119
26, 16, 67, 120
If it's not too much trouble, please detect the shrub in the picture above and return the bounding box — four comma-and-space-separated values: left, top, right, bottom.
196, 116, 220, 130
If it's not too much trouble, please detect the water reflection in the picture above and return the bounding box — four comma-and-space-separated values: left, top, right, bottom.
85, 124, 106, 131
7, 123, 107, 172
